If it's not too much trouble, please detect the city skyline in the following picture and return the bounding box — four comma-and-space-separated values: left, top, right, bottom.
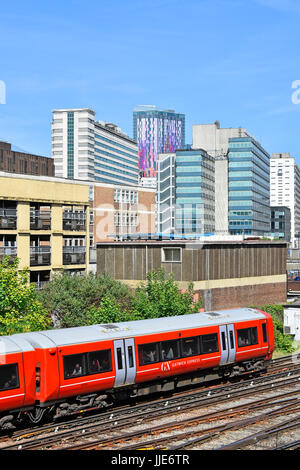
0, 0, 300, 163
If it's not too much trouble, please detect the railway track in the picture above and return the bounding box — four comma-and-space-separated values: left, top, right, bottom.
1, 356, 299, 450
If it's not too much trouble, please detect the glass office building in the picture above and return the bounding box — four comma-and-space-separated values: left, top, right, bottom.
228, 137, 270, 235
270, 206, 291, 241
133, 106, 185, 178
175, 149, 215, 235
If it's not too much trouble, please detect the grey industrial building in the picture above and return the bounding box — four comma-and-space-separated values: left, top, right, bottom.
97, 238, 287, 311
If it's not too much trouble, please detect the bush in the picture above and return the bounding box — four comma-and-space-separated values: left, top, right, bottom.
258, 304, 295, 354
131, 269, 202, 320
37, 272, 134, 328
37, 269, 202, 329
0, 257, 50, 335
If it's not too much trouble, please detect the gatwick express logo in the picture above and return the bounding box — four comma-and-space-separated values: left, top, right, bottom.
161, 362, 171, 372
0, 80, 6, 104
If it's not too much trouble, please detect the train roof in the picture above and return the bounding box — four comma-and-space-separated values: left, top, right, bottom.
8, 308, 267, 349
0, 336, 35, 355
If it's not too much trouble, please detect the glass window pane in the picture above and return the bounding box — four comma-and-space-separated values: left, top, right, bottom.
127, 346, 134, 368
262, 323, 267, 343
237, 327, 258, 347
138, 343, 159, 365
161, 340, 180, 361
117, 348, 123, 369
229, 330, 234, 349
63, 354, 85, 379
88, 350, 112, 374
201, 333, 219, 354
181, 337, 199, 357
0, 364, 19, 391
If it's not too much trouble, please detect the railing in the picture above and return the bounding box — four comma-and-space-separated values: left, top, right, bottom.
30, 246, 51, 266
0, 209, 17, 229
30, 210, 51, 230
63, 212, 86, 231
63, 246, 86, 265
0, 246, 17, 263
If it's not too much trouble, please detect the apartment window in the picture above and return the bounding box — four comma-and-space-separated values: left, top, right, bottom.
162, 247, 182, 262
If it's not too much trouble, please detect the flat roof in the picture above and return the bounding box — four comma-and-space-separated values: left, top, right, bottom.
10, 308, 266, 348
96, 239, 287, 247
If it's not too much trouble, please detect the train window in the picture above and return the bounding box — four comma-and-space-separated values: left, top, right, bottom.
116, 348, 123, 370
161, 340, 180, 361
138, 343, 160, 366
200, 333, 219, 354
221, 332, 227, 350
237, 327, 258, 348
181, 337, 199, 357
63, 353, 86, 379
127, 346, 134, 368
87, 350, 112, 374
229, 331, 234, 349
0, 364, 19, 391
262, 323, 267, 343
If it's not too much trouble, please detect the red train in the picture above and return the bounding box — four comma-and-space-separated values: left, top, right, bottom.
0, 307, 274, 429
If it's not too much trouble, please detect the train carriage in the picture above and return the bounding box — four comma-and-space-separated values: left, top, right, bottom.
0, 307, 274, 429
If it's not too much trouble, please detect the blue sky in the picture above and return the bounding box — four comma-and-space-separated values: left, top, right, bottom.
0, 0, 300, 162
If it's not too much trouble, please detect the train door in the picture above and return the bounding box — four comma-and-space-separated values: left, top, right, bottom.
113, 338, 137, 387
124, 338, 137, 385
113, 340, 126, 387
219, 324, 236, 365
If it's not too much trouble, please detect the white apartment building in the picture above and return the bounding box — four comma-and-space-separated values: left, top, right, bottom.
52, 108, 139, 186
192, 121, 249, 234
270, 153, 300, 247
157, 153, 176, 234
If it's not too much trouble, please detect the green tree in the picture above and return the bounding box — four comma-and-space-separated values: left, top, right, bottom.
0, 257, 50, 335
131, 269, 202, 319
37, 272, 134, 328
87, 294, 138, 325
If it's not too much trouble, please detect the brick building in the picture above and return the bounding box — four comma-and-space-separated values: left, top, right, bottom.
90, 183, 155, 244
0, 141, 54, 177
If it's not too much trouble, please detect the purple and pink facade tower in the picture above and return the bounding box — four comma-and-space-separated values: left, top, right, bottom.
133, 106, 185, 177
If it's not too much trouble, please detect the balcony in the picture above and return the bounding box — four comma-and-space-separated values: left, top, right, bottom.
63, 212, 86, 231
0, 209, 17, 229
63, 246, 86, 265
30, 246, 51, 266
30, 210, 51, 230
0, 246, 17, 263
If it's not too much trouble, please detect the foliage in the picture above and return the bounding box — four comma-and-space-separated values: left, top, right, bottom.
37, 272, 134, 328
87, 295, 137, 325
37, 269, 202, 329
257, 304, 295, 354
0, 257, 50, 335
131, 269, 202, 320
